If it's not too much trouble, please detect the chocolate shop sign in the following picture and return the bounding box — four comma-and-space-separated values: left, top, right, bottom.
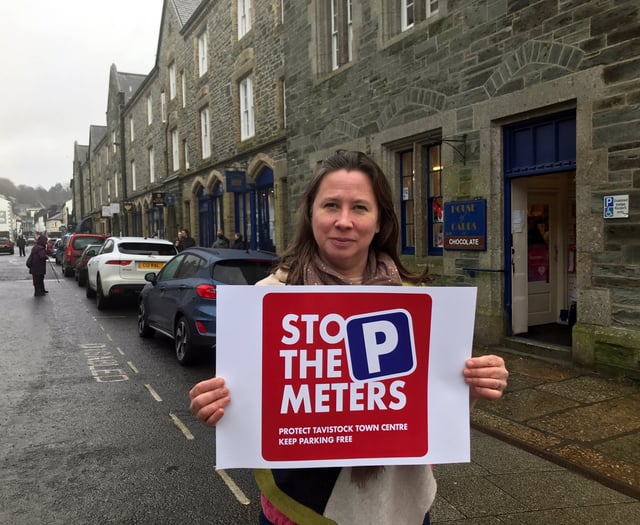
443, 199, 487, 251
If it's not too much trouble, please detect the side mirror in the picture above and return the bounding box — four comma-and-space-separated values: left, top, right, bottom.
144, 272, 158, 284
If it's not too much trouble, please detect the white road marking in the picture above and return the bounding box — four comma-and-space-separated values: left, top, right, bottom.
106, 333, 113, 341
216, 469, 251, 505
169, 412, 195, 440
127, 361, 139, 374
117, 347, 125, 355
144, 384, 162, 401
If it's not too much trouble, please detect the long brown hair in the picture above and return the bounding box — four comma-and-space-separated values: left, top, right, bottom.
276, 150, 430, 284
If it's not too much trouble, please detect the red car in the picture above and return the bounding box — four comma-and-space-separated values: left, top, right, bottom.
0, 237, 14, 255
62, 233, 107, 277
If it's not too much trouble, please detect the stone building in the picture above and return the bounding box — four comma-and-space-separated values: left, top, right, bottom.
281, 0, 640, 376
119, 0, 288, 250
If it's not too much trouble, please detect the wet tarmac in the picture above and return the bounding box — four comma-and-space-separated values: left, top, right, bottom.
471, 347, 640, 500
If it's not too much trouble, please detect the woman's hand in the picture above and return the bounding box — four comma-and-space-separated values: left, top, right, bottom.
463, 355, 508, 403
189, 377, 230, 427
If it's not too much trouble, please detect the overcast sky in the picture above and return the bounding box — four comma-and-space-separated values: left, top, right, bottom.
0, 0, 163, 190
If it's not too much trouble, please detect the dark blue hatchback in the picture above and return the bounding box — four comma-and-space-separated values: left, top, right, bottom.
137, 247, 278, 365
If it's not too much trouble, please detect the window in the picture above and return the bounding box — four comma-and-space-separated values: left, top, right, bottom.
129, 116, 134, 142
171, 129, 179, 172
401, 0, 414, 30
112, 131, 117, 153
238, 0, 252, 39
169, 62, 176, 99
198, 30, 208, 77
280, 78, 287, 129
427, 144, 443, 255
239, 76, 255, 140
399, 150, 415, 254
183, 139, 190, 170
149, 147, 155, 183
161, 91, 167, 123
131, 160, 136, 191
147, 94, 153, 125
181, 71, 186, 108
200, 107, 210, 158
320, 0, 354, 72
426, 0, 439, 17
114, 175, 118, 198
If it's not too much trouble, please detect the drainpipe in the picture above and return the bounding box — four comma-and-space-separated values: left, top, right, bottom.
119, 92, 129, 235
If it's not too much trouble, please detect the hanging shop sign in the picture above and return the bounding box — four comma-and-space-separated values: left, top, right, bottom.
123, 201, 134, 212
101, 206, 112, 218
152, 192, 166, 207
443, 199, 487, 251
164, 194, 176, 206
225, 170, 247, 193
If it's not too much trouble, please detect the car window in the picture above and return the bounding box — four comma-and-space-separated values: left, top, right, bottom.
157, 255, 185, 282
211, 260, 274, 285
100, 240, 114, 254
175, 254, 207, 279
118, 242, 177, 256
73, 236, 105, 250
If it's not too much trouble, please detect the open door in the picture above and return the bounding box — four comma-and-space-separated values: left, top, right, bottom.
511, 179, 528, 334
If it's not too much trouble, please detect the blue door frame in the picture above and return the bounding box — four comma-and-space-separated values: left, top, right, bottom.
503, 110, 576, 333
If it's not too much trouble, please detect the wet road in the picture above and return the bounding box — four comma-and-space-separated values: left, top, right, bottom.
0, 250, 261, 524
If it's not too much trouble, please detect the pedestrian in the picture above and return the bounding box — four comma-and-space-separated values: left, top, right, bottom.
212, 229, 230, 248
181, 229, 196, 249
17, 234, 26, 256
29, 234, 49, 296
231, 232, 245, 250
174, 230, 185, 251
189, 150, 509, 525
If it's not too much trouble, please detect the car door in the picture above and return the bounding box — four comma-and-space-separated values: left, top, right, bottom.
147, 254, 185, 330
156, 253, 208, 334
88, 239, 113, 290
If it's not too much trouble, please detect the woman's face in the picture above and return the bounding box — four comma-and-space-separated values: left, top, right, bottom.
311, 169, 380, 279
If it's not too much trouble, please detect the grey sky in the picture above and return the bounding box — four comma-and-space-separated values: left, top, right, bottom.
0, 0, 163, 190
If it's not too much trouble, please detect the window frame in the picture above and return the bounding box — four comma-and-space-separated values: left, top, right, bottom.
131, 160, 136, 192
146, 94, 153, 125
200, 107, 211, 158
239, 75, 255, 140
149, 146, 155, 183
169, 62, 177, 100
171, 129, 180, 172
198, 30, 208, 77
238, 0, 252, 39
427, 144, 443, 256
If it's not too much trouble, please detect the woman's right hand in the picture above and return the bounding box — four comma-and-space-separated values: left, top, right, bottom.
189, 377, 230, 427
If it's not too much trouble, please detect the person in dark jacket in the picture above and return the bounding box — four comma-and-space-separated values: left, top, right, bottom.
30, 234, 48, 296
181, 229, 196, 249
231, 232, 246, 250
212, 229, 230, 248
17, 234, 26, 256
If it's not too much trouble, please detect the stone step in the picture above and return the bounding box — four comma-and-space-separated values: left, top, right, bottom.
494, 336, 573, 364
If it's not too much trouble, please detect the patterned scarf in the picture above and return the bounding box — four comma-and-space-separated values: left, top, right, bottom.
303, 251, 401, 486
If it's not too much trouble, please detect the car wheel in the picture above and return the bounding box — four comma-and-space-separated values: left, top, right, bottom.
63, 263, 74, 278
137, 303, 155, 338
77, 271, 86, 287
175, 316, 197, 366
86, 277, 96, 298
96, 277, 109, 310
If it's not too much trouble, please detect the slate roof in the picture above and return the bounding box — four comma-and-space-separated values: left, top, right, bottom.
116, 72, 147, 104
172, 0, 203, 27
89, 125, 107, 152
74, 144, 88, 163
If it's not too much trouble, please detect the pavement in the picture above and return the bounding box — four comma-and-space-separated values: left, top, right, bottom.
429, 346, 640, 523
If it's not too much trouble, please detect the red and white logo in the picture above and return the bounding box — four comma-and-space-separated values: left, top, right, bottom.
261, 291, 432, 461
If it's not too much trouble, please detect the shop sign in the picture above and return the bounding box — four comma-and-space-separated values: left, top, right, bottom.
110, 203, 120, 214
101, 206, 112, 217
152, 192, 166, 207
226, 170, 247, 193
164, 194, 176, 206
443, 199, 487, 251
123, 201, 134, 212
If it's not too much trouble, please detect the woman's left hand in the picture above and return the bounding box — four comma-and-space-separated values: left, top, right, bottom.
463, 355, 508, 402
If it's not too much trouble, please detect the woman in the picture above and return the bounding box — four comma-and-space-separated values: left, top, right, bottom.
190, 150, 508, 524
30, 234, 49, 296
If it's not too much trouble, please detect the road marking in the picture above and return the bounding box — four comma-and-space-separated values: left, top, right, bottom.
145, 384, 162, 401
117, 347, 125, 355
106, 333, 113, 341
169, 412, 195, 440
127, 361, 139, 374
216, 469, 251, 505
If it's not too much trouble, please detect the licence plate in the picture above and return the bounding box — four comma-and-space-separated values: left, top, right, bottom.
138, 262, 164, 270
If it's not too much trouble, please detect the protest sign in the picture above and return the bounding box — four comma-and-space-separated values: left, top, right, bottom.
215, 286, 476, 469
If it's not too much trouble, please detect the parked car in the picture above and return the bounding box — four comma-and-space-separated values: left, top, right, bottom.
86, 237, 178, 310
74, 244, 103, 287
52, 239, 64, 265
62, 233, 107, 277
137, 247, 278, 365
0, 237, 14, 255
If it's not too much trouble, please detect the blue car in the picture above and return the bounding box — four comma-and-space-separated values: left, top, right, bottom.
137, 247, 278, 365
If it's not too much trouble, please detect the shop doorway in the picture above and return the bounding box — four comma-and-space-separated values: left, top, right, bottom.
510, 172, 576, 346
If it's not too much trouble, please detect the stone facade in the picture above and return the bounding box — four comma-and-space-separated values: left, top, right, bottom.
282, 0, 640, 377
